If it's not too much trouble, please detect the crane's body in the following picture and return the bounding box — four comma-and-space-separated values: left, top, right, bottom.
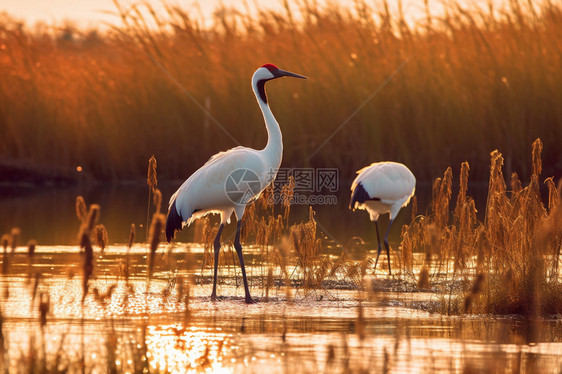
167, 146, 275, 229
350, 161, 415, 274
165, 64, 307, 303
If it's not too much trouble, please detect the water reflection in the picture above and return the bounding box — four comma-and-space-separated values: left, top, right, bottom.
1, 243, 561, 372
0, 182, 456, 245
146, 325, 232, 373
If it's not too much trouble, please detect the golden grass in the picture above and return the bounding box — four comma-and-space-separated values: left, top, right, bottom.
401, 138, 562, 316
0, 0, 561, 183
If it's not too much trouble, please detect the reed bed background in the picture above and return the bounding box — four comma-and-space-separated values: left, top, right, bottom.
0, 0, 561, 183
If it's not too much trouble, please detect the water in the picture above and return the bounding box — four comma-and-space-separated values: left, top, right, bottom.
0, 182, 430, 246
0, 180, 492, 249
1, 245, 561, 372
1, 184, 560, 372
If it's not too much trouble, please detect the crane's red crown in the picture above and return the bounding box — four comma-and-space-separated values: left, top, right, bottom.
261, 63, 278, 72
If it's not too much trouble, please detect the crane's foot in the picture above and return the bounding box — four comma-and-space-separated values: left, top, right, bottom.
245, 295, 257, 304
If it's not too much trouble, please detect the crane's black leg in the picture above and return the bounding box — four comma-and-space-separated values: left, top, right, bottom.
373, 221, 384, 270
211, 224, 224, 301
383, 219, 394, 275
233, 221, 255, 304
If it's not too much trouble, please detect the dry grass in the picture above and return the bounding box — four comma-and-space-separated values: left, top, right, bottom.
0, 0, 561, 183
401, 138, 562, 316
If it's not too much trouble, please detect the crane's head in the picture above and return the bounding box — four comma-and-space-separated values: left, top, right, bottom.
252, 64, 307, 104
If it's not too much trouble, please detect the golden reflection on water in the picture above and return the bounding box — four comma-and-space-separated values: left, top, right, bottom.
145, 325, 233, 374
2, 247, 562, 373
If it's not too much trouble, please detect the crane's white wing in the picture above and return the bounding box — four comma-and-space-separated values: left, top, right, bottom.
169, 146, 271, 223
352, 162, 415, 207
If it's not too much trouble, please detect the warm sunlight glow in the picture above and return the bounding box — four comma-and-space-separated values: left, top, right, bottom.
145, 325, 234, 374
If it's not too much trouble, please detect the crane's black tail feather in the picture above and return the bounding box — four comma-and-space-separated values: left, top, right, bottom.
349, 182, 369, 210
349, 182, 380, 210
166, 199, 183, 243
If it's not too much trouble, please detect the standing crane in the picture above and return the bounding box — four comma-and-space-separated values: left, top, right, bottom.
166, 64, 307, 303
349, 162, 415, 274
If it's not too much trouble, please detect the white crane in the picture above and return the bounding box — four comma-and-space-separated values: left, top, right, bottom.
349, 162, 415, 274
165, 64, 307, 303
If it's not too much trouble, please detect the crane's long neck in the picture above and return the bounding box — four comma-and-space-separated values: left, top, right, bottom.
254, 79, 283, 171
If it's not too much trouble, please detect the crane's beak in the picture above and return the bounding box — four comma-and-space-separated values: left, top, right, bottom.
275, 69, 308, 79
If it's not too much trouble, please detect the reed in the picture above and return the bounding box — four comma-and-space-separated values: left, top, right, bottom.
75, 196, 87, 222
94, 224, 109, 251
148, 211, 165, 278
26, 239, 36, 281
289, 207, 325, 289
121, 223, 136, 284
1, 234, 9, 275
78, 203, 100, 301
9, 228, 19, 254
401, 138, 562, 316
1, 0, 561, 184
146, 155, 158, 242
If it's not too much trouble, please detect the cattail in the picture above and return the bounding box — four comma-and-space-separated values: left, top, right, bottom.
127, 223, 136, 249
511, 172, 522, 194
148, 213, 165, 276
281, 176, 295, 225
432, 167, 452, 227
432, 177, 441, 209
77, 203, 99, 302
86, 205, 100, 232
94, 224, 108, 251
531, 138, 543, 177
27, 240, 37, 281
147, 155, 158, 192
475, 228, 488, 268
119, 258, 130, 283
1, 234, 10, 275
10, 228, 20, 254
80, 231, 94, 302
486, 150, 506, 225
153, 188, 162, 214
1, 235, 8, 252
489, 150, 506, 194
290, 229, 300, 256
27, 240, 36, 258
545, 177, 558, 213
454, 162, 470, 222
39, 292, 50, 327
75, 196, 87, 222
441, 167, 453, 208
401, 226, 413, 271
146, 155, 158, 242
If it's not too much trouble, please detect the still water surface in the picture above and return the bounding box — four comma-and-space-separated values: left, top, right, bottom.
0, 182, 432, 246
0, 244, 561, 372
